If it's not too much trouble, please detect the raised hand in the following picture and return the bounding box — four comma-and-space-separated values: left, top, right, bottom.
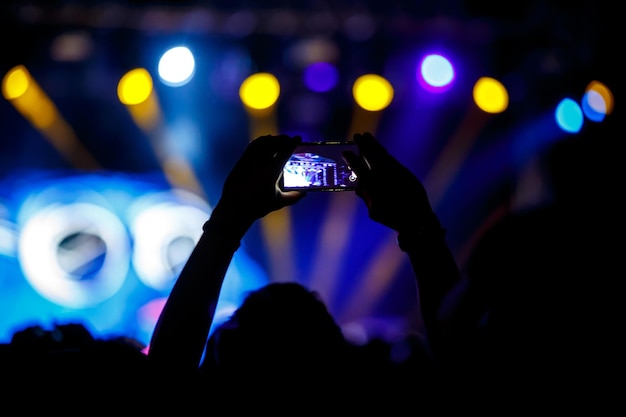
212, 134, 306, 229
342, 132, 436, 234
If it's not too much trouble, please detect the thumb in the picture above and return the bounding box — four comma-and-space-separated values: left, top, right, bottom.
342, 150, 369, 179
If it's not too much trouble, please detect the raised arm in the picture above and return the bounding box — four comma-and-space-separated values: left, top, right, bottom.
342, 132, 461, 358
147, 134, 305, 374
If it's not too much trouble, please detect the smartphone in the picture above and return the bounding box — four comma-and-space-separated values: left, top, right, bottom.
281, 141, 359, 191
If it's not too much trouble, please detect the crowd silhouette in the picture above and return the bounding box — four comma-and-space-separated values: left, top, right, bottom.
1, 322, 156, 412
441, 116, 624, 411
1, 124, 621, 412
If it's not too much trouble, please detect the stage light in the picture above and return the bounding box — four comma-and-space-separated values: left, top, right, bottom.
118, 68, 153, 106
4, 67, 57, 129
0, 219, 16, 257
238, 72, 298, 286
582, 80, 613, 122
473, 77, 509, 114
129, 190, 211, 291
303, 62, 339, 93
555, 98, 584, 134
2, 65, 30, 101
158, 46, 196, 87
18, 202, 131, 309
582, 90, 606, 122
239, 72, 281, 110
1, 173, 272, 345
352, 74, 394, 111
117, 68, 205, 197
418, 53, 455, 93
118, 67, 163, 134
2, 65, 100, 170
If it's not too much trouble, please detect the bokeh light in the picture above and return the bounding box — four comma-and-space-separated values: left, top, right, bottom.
129, 190, 211, 291
2, 65, 58, 129
18, 202, 131, 308
2, 65, 30, 100
582, 80, 613, 122
555, 98, 584, 133
158, 46, 196, 87
303, 62, 339, 92
473, 77, 509, 114
418, 53, 455, 93
239, 72, 281, 110
118, 68, 153, 106
352, 74, 394, 111
117, 68, 162, 132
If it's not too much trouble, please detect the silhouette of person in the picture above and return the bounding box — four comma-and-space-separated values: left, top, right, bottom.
2, 323, 155, 413
445, 116, 624, 410
148, 132, 461, 410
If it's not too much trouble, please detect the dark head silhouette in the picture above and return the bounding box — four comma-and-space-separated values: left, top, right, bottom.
202, 282, 348, 379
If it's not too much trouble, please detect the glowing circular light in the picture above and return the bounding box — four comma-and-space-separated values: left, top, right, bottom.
239, 72, 281, 110
419, 54, 455, 91
584, 80, 613, 115
303, 62, 339, 92
117, 68, 153, 105
18, 203, 131, 308
352, 74, 394, 111
555, 98, 584, 134
130, 200, 210, 291
582, 80, 613, 122
472, 77, 509, 114
158, 46, 196, 87
582, 90, 606, 122
2, 65, 30, 100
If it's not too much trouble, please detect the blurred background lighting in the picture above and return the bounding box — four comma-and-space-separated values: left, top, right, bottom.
50, 31, 94, 62
157, 46, 196, 87
118, 68, 162, 133
555, 98, 584, 133
582, 90, 606, 122
304, 62, 339, 93
129, 191, 211, 291
2, 65, 99, 170
473, 77, 509, 114
0, 219, 17, 257
0, 0, 620, 348
418, 53, 455, 92
18, 202, 131, 309
582, 80, 613, 122
239, 72, 281, 110
2, 65, 63, 130
2, 65, 30, 100
352, 74, 394, 111
118, 68, 154, 106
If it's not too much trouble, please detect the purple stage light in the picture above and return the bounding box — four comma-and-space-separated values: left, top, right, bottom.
417, 53, 455, 93
303, 62, 339, 92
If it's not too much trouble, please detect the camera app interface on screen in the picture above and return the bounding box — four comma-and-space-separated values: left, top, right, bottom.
282, 143, 358, 191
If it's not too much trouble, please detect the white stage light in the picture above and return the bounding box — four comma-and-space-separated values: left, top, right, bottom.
18, 202, 131, 308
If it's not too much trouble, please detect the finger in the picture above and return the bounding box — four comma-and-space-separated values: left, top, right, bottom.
275, 135, 301, 162
248, 134, 290, 160
353, 132, 388, 167
341, 150, 369, 178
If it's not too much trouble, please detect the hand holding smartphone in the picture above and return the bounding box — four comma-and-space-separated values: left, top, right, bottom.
280, 141, 359, 191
